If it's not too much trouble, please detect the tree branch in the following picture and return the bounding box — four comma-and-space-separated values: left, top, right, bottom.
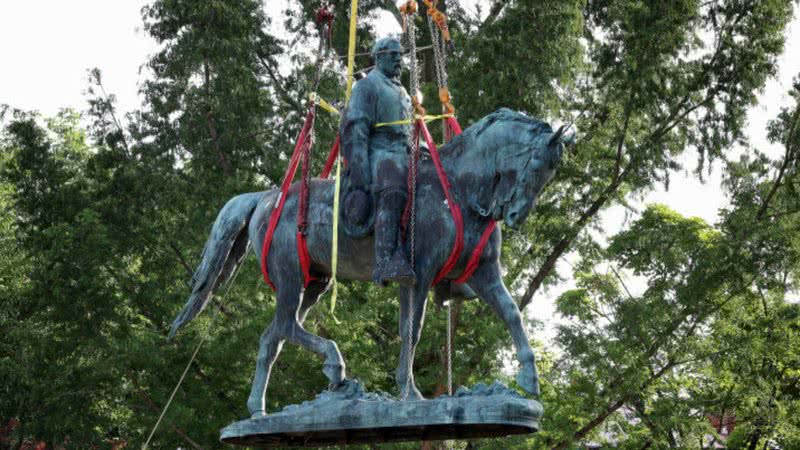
89, 69, 131, 157
518, 86, 718, 311
481, 0, 508, 28
203, 57, 230, 176
169, 241, 195, 279
756, 103, 800, 221
258, 55, 304, 113
519, 163, 631, 310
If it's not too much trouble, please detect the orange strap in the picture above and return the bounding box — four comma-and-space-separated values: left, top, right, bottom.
411, 94, 427, 117
423, 0, 451, 42
438, 87, 455, 115
399, 0, 416, 32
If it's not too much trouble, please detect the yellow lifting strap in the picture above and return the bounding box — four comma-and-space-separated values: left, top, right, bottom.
375, 112, 454, 127
309, 92, 340, 115
329, 0, 359, 321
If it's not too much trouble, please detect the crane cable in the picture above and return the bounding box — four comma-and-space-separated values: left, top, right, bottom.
141, 265, 244, 450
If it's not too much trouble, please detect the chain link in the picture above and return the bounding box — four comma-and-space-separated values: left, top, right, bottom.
403, 11, 419, 399
407, 18, 420, 110
427, 15, 448, 89
447, 302, 452, 395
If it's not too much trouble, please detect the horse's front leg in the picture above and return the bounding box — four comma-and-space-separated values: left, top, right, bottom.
467, 260, 540, 396
396, 282, 429, 400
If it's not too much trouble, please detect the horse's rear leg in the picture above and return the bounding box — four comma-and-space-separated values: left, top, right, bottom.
289, 281, 345, 384
283, 304, 346, 388
468, 262, 540, 396
247, 321, 284, 417
396, 282, 430, 400
246, 280, 332, 417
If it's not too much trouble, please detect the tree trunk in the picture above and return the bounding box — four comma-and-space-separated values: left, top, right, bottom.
203, 57, 230, 176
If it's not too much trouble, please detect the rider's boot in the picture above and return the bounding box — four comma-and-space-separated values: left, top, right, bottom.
373, 188, 416, 287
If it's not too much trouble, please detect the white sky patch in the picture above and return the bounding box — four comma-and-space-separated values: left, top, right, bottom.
0, 0, 157, 118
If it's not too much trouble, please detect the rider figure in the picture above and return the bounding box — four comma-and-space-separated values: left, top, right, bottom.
340, 37, 416, 286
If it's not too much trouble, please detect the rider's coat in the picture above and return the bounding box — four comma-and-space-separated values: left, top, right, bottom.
340, 68, 413, 194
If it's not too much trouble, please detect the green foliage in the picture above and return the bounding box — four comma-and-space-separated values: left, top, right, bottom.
2, 1, 800, 449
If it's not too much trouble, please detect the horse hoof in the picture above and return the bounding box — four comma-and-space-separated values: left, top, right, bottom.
250, 410, 266, 419
516, 368, 540, 396
400, 385, 425, 401
329, 378, 350, 391
323, 362, 346, 385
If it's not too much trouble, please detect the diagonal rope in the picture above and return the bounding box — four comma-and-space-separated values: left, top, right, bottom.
141, 264, 243, 450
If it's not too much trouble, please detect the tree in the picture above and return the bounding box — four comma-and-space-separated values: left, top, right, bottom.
2, 0, 800, 449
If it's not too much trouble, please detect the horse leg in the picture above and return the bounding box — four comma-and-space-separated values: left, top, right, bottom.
297, 280, 330, 324
246, 277, 307, 417
282, 280, 345, 388
246, 279, 333, 417
468, 261, 540, 396
283, 320, 346, 389
247, 320, 285, 417
396, 283, 429, 400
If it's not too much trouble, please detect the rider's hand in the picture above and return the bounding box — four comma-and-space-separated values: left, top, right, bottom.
347, 166, 370, 192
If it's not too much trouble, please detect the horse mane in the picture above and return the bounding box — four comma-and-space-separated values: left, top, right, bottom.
434, 108, 556, 219
440, 108, 553, 157
471, 108, 553, 137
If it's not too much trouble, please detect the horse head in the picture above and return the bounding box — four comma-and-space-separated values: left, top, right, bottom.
453, 108, 568, 228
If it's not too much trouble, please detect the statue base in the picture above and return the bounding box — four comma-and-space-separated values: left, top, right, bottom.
220, 380, 542, 448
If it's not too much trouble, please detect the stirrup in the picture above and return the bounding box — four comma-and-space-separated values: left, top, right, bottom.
373, 250, 416, 287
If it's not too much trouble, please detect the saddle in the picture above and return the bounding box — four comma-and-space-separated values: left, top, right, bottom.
339, 160, 417, 240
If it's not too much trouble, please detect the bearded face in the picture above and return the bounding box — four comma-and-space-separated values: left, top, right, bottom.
375, 41, 402, 79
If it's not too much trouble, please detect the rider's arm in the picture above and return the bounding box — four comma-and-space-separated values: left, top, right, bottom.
340, 80, 375, 189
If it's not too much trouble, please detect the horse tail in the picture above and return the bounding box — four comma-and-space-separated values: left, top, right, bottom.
168, 192, 261, 340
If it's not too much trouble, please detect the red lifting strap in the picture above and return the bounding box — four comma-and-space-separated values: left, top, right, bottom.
261, 109, 316, 290
417, 119, 465, 285
320, 135, 340, 179
264, 113, 490, 290
417, 117, 495, 286
296, 109, 317, 288
453, 219, 497, 283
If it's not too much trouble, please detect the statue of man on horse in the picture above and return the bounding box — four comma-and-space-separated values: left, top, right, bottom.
340, 36, 416, 286
167, 33, 573, 417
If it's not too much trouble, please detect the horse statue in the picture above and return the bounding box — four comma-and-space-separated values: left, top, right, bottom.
168, 108, 567, 418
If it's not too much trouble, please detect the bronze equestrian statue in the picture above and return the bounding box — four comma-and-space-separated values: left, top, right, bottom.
168, 37, 569, 418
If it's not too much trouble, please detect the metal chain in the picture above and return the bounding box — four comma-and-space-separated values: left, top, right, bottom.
427, 15, 448, 89
446, 302, 452, 396
312, 25, 328, 93
407, 17, 420, 111
403, 11, 418, 399
427, 13, 451, 142
409, 141, 418, 270
407, 17, 418, 269
299, 23, 330, 234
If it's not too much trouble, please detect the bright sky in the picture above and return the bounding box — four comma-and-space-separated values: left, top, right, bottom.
1, 2, 798, 346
